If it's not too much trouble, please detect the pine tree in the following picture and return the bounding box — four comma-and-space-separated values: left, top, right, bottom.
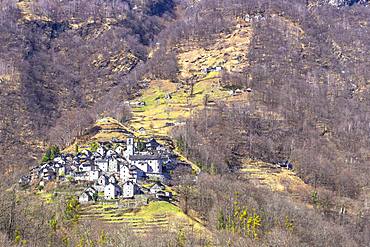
90, 142, 99, 152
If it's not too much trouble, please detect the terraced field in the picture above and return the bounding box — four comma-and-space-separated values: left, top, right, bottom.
240, 159, 311, 195
129, 79, 230, 137
129, 24, 254, 138
79, 201, 202, 233
57, 20, 299, 235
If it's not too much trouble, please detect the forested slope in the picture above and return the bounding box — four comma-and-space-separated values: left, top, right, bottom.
0, 0, 175, 180
0, 0, 370, 246
173, 0, 370, 197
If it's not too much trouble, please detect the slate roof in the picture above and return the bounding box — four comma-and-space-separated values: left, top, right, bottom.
129, 154, 162, 161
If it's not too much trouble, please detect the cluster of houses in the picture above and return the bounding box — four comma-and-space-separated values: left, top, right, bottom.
20, 136, 176, 203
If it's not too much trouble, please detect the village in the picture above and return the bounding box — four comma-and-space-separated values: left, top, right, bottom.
19, 136, 176, 204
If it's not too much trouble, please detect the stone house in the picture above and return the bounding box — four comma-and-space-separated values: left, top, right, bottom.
108, 175, 117, 184
30, 166, 40, 181
149, 182, 165, 194
129, 165, 145, 180
74, 171, 88, 181
53, 156, 66, 165
107, 156, 119, 173
88, 170, 100, 181
134, 161, 149, 174
104, 183, 122, 200
155, 191, 173, 200
81, 149, 93, 158
129, 154, 163, 174
97, 174, 109, 186
138, 127, 146, 134
85, 186, 97, 196
106, 150, 117, 158
96, 146, 107, 157
18, 176, 31, 186
79, 192, 93, 203
95, 158, 109, 172
79, 187, 97, 203
122, 181, 140, 199
146, 138, 161, 151
70, 164, 78, 172
42, 168, 55, 181
79, 161, 93, 172
55, 163, 66, 177
115, 146, 124, 156
119, 164, 131, 182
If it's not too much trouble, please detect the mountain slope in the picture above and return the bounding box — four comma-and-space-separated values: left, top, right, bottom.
1, 0, 370, 246
0, 0, 175, 179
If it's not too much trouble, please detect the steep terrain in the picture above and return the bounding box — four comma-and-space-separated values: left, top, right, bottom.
129, 22, 253, 137
1, 0, 370, 246
0, 0, 175, 179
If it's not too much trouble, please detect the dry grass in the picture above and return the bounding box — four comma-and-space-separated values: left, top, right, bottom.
177, 24, 253, 80
240, 159, 311, 194
127, 23, 255, 172
63, 117, 132, 153
80, 201, 204, 233
16, 0, 51, 22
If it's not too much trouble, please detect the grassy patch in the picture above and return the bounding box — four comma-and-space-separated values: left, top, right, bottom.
129, 201, 181, 219
240, 159, 310, 193
63, 117, 132, 153
36, 191, 55, 204
79, 201, 205, 232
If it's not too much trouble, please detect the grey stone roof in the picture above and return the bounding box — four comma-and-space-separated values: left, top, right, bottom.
129, 154, 162, 161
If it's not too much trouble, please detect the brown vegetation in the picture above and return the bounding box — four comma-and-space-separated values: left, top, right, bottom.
1, 0, 370, 246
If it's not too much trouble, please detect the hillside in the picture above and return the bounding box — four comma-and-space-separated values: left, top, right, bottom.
1, 0, 370, 246
0, 0, 176, 180
129, 22, 253, 137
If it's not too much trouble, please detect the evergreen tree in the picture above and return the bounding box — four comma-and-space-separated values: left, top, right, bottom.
90, 142, 99, 152
41, 145, 60, 163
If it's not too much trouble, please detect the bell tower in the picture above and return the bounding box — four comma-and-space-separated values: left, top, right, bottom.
126, 136, 135, 157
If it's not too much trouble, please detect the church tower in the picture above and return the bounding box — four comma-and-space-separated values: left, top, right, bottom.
126, 136, 135, 158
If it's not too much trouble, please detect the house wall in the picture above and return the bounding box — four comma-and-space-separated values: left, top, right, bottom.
80, 165, 92, 172
131, 159, 162, 174
115, 146, 124, 156
97, 147, 106, 156
122, 184, 134, 198
58, 167, 66, 176
89, 171, 100, 181
109, 176, 117, 184
94, 185, 104, 192
98, 176, 108, 186
104, 185, 115, 199
108, 158, 119, 173
96, 161, 108, 172
134, 161, 148, 173
119, 166, 130, 182
79, 194, 90, 203
147, 159, 162, 174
